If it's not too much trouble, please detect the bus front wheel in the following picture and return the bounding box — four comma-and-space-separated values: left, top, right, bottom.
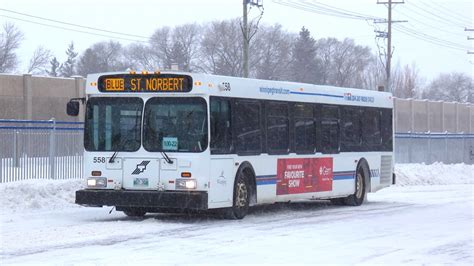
224, 169, 250, 219
122, 208, 146, 217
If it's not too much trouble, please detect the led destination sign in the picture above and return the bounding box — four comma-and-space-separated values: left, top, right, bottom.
98, 74, 193, 93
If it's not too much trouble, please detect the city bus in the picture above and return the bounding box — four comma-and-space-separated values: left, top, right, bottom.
67, 71, 394, 219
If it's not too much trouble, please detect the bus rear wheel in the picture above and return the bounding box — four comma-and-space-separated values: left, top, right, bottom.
224, 170, 250, 219
344, 169, 365, 206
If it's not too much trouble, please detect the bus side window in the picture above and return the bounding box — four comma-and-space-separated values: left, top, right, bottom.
362, 108, 382, 149
320, 105, 340, 154
381, 108, 393, 151
210, 97, 233, 154
341, 106, 362, 151
234, 100, 262, 154
294, 103, 315, 154
266, 102, 290, 154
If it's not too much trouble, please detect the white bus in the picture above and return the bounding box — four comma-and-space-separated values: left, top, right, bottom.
67, 71, 394, 219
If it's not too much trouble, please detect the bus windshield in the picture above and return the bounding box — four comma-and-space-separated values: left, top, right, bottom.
84, 97, 143, 152
143, 97, 208, 153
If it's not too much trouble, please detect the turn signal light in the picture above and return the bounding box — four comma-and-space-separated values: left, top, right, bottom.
91, 171, 102, 176
181, 172, 192, 178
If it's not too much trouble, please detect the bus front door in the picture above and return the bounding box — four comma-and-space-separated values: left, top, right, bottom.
209, 158, 235, 207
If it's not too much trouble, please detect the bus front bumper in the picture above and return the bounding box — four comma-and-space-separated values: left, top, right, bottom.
75, 189, 208, 210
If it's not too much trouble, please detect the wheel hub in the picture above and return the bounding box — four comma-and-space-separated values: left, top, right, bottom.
236, 180, 248, 208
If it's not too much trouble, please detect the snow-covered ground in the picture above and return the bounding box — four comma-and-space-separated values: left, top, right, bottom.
1, 163, 473, 265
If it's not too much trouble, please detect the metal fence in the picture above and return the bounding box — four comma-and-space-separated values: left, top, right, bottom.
0, 119, 83, 183
1, 120, 473, 183
394, 133, 474, 164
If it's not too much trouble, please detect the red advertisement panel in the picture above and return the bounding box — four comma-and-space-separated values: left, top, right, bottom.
313, 157, 333, 192
276, 157, 333, 195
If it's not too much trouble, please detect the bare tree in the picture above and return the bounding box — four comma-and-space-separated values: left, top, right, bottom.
391, 63, 423, 98
422, 72, 472, 103
200, 19, 243, 76
361, 56, 385, 91
316, 38, 372, 88
149, 26, 173, 69
27, 46, 52, 74
77, 41, 130, 77
0, 22, 24, 73
146, 24, 202, 71
252, 24, 294, 80
125, 43, 157, 70
173, 23, 201, 71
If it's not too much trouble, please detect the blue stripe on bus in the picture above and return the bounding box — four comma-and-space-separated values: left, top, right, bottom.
289, 91, 344, 98
256, 175, 277, 186
333, 175, 354, 180
256, 179, 277, 185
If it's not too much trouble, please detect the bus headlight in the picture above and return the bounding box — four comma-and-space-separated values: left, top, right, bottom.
176, 179, 197, 190
87, 177, 107, 188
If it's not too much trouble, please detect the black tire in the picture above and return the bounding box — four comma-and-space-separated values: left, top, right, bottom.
224, 169, 250, 220
123, 208, 146, 217
330, 198, 346, 205
344, 167, 366, 206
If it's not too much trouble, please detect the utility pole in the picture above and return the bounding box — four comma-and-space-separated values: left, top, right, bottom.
377, 0, 405, 93
243, 0, 249, 78
467, 28, 473, 103
242, 0, 263, 78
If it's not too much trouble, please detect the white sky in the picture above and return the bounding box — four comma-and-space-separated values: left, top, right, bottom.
1, 0, 472, 81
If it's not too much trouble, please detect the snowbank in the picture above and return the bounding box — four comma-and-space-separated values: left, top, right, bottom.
0, 179, 83, 213
395, 163, 473, 186
0, 163, 472, 213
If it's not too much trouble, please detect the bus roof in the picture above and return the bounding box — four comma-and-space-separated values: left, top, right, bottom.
86, 71, 393, 109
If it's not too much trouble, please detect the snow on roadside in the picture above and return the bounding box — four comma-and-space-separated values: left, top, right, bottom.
0, 163, 472, 214
394, 163, 473, 186
0, 179, 83, 213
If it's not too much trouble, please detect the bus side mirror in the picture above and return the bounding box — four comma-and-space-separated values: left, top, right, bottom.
67, 101, 80, 116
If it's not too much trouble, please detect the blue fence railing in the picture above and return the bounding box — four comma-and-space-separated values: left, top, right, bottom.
0, 119, 84, 131
0, 119, 84, 183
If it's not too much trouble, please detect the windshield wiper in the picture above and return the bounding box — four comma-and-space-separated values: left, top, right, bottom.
109, 151, 119, 163
109, 137, 133, 163
161, 151, 173, 164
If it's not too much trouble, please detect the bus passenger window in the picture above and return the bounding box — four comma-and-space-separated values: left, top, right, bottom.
320, 105, 340, 154
381, 109, 393, 151
266, 102, 289, 154
210, 97, 233, 154
294, 103, 315, 154
341, 106, 361, 150
235, 100, 261, 154
362, 108, 382, 147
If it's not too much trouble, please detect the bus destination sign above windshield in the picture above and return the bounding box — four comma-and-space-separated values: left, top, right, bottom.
98, 74, 193, 93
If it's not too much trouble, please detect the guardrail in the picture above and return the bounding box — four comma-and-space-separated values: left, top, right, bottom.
0, 119, 84, 183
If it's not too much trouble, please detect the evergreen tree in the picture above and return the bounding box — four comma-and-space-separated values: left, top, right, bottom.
59, 42, 78, 77
289, 27, 321, 84
46, 57, 60, 77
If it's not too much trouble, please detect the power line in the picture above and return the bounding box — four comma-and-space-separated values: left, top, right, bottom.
393, 24, 470, 51
406, 1, 467, 28
419, 0, 472, 25
0, 8, 150, 40
272, 0, 380, 21
0, 14, 148, 43
393, 8, 465, 37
